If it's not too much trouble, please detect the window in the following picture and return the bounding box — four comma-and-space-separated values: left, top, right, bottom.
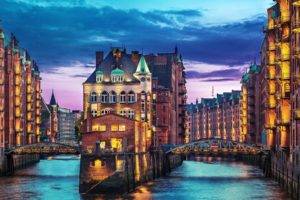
128, 91, 135, 103
111, 75, 124, 83
90, 92, 97, 103
101, 108, 113, 115
91, 109, 97, 117
120, 91, 126, 103
96, 74, 103, 83
119, 124, 126, 131
110, 91, 117, 103
99, 125, 106, 132
128, 110, 135, 119
111, 124, 118, 131
120, 110, 126, 116
100, 91, 109, 103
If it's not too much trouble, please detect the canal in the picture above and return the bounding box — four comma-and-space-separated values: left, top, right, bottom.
0, 155, 290, 200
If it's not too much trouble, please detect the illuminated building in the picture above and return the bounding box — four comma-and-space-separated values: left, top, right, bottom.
0, 28, 42, 155
189, 91, 241, 142
82, 48, 153, 153
263, 0, 292, 153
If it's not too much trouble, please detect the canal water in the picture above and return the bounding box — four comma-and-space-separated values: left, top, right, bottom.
0, 155, 290, 200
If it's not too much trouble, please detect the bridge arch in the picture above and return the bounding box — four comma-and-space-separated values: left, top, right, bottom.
6, 142, 80, 155
166, 138, 263, 156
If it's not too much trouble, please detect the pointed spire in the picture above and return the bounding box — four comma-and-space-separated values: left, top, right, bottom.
136, 56, 150, 75
50, 90, 58, 106
175, 45, 178, 54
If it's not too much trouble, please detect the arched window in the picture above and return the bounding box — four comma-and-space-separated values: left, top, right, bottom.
120, 110, 126, 116
120, 91, 126, 103
110, 91, 117, 103
91, 109, 97, 117
128, 91, 135, 103
90, 92, 97, 103
128, 110, 135, 119
100, 91, 109, 103
101, 108, 113, 115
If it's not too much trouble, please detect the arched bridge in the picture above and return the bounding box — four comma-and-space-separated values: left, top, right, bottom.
166, 138, 263, 156
6, 142, 80, 155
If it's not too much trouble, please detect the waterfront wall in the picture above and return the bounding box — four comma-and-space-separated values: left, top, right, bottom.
79, 151, 182, 194
236, 152, 300, 200
0, 154, 40, 175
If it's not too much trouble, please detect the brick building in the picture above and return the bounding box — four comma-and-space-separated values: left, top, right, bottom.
146, 48, 187, 145
82, 48, 153, 153
187, 90, 241, 142
0, 28, 42, 164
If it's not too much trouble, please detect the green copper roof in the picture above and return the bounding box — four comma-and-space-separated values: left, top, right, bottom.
111, 67, 125, 75
96, 69, 103, 75
249, 63, 261, 74
136, 56, 150, 74
0, 31, 4, 39
241, 73, 250, 83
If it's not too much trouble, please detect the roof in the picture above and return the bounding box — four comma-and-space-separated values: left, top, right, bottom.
136, 56, 150, 74
111, 67, 125, 75
84, 48, 140, 84
49, 90, 58, 106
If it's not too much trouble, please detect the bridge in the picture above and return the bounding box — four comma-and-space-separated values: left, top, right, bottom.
166, 138, 264, 156
6, 142, 80, 155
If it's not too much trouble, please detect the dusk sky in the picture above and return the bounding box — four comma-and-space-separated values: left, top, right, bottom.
0, 0, 274, 110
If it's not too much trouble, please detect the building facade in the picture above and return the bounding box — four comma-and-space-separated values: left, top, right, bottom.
145, 48, 187, 145
82, 48, 153, 153
0, 30, 42, 148
187, 90, 241, 142
41, 91, 76, 145
0, 28, 42, 170
82, 47, 188, 153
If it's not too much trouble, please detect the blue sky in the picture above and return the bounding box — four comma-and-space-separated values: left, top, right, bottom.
0, 0, 274, 109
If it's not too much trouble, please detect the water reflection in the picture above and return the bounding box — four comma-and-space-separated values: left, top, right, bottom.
0, 156, 290, 200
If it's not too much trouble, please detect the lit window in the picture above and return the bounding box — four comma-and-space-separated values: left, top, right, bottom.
119, 124, 126, 131
111, 124, 118, 131
99, 125, 106, 132
92, 125, 98, 131
91, 110, 97, 117
111, 138, 122, 151
120, 110, 126, 116
100, 141, 106, 149
128, 110, 135, 119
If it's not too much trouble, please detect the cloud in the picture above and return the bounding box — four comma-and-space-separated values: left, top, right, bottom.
41, 62, 94, 110
0, 0, 269, 107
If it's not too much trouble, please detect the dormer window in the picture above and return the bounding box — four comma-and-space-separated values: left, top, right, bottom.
111, 67, 125, 83
96, 69, 103, 83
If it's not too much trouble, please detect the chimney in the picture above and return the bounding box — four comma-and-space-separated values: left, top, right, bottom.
95, 51, 103, 67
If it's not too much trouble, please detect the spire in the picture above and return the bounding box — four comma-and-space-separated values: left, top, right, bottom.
175, 45, 178, 54
50, 90, 58, 106
135, 56, 150, 75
